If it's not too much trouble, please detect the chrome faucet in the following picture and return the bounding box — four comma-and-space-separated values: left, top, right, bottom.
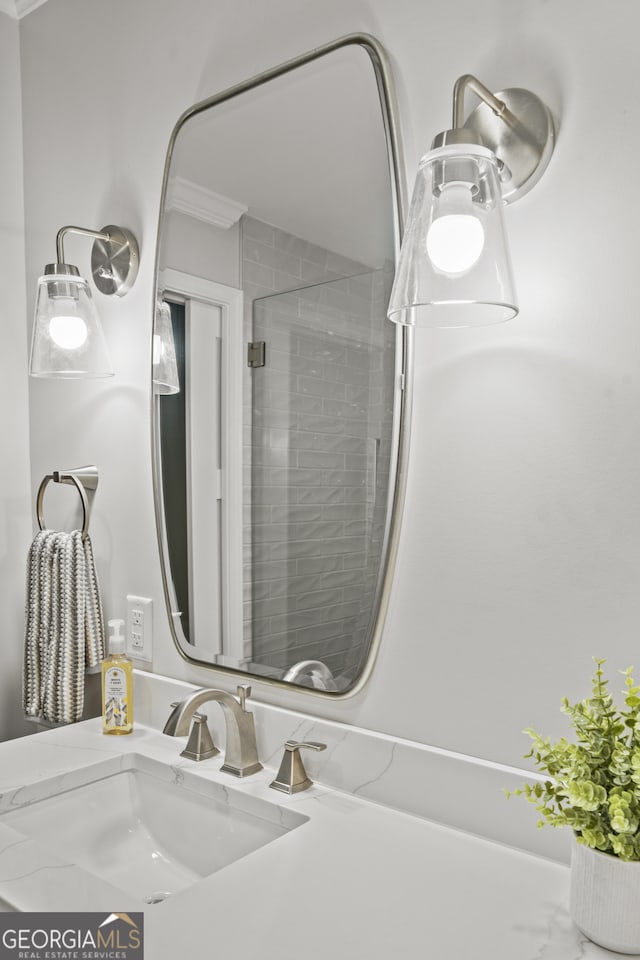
282, 659, 338, 691
163, 684, 263, 777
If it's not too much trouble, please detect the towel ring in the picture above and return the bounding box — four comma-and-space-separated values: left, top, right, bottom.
36, 471, 92, 541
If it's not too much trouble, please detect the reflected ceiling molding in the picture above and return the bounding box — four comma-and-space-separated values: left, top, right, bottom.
3, 0, 50, 17
167, 176, 248, 229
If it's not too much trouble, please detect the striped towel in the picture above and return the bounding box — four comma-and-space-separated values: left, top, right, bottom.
23, 529, 105, 725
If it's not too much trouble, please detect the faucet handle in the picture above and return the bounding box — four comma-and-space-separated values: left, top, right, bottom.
269, 740, 327, 794
180, 713, 219, 762
237, 684, 252, 711
285, 739, 326, 753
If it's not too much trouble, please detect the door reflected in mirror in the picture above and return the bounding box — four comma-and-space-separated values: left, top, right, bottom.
153, 35, 409, 694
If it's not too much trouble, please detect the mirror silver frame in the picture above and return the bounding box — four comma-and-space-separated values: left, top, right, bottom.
151, 32, 413, 698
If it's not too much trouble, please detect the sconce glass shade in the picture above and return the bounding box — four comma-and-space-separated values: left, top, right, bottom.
388, 143, 517, 327
152, 300, 180, 395
29, 264, 114, 378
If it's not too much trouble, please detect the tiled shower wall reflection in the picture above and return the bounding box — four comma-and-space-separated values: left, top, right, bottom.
241, 216, 394, 684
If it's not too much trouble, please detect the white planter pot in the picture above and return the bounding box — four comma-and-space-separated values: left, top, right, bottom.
571, 835, 640, 954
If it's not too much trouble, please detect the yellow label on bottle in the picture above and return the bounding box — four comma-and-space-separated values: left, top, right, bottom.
104, 667, 129, 726
102, 656, 133, 734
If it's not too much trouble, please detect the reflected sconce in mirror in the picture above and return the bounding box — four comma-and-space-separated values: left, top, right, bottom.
387, 74, 555, 328
29, 224, 139, 378
153, 300, 180, 395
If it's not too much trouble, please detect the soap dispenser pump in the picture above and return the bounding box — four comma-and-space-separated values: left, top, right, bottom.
101, 618, 133, 735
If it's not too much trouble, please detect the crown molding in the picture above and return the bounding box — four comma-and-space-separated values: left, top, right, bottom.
167, 176, 247, 229
1, 0, 50, 18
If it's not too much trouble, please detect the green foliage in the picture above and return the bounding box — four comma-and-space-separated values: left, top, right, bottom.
506, 658, 640, 861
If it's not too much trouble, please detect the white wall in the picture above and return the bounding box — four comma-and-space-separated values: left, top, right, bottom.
19, 0, 640, 770
0, 12, 33, 740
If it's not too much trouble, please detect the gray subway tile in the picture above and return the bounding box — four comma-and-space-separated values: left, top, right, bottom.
243, 237, 302, 278
297, 450, 346, 470
250, 560, 298, 583
297, 486, 345, 505
244, 259, 275, 289
291, 520, 344, 540
294, 588, 345, 612
298, 376, 347, 400
242, 216, 275, 245
295, 555, 344, 575
321, 503, 367, 521
270, 504, 323, 524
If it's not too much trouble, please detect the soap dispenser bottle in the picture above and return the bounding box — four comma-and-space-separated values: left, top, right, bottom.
101, 619, 134, 735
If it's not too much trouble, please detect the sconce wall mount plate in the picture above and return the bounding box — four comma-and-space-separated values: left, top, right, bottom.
91, 224, 139, 297
461, 87, 555, 202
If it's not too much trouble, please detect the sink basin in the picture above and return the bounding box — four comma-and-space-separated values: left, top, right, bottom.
0, 753, 307, 904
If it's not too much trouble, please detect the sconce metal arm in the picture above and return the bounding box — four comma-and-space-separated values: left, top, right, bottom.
452, 72, 547, 158
55, 225, 112, 266
452, 74, 508, 128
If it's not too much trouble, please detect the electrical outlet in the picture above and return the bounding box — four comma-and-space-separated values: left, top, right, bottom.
126, 595, 153, 662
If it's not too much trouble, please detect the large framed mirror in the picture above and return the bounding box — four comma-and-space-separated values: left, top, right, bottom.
152, 33, 411, 696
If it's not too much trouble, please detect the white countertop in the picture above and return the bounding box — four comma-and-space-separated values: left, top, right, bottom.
0, 717, 620, 959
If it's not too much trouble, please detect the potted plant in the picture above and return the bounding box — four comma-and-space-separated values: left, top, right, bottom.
507, 658, 640, 954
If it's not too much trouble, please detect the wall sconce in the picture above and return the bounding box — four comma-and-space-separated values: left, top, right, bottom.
153, 300, 180, 395
387, 75, 555, 327
29, 224, 139, 378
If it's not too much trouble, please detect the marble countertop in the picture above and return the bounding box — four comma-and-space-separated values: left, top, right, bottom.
0, 719, 617, 959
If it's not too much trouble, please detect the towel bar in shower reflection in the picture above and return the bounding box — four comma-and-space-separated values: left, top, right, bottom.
36, 465, 99, 541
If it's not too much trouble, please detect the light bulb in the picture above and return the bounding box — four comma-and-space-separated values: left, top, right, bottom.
426, 182, 485, 275
49, 313, 88, 350
152, 333, 164, 365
